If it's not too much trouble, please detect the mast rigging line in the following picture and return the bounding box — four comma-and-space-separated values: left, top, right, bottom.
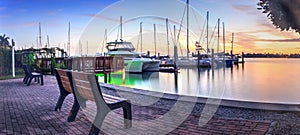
198, 18, 207, 48
208, 20, 218, 50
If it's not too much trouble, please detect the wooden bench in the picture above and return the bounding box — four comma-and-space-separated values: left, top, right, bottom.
54, 69, 80, 122
71, 71, 132, 134
23, 65, 44, 86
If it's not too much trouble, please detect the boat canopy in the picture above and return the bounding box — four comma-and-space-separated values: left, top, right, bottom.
106, 41, 135, 52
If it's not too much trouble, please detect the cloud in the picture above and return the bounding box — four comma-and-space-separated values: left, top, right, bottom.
47, 8, 64, 15
0, 7, 6, 11
1, 22, 36, 29
80, 14, 119, 22
86, 3, 111, 9
257, 38, 300, 42
232, 5, 252, 11
0, 15, 10, 19
15, 8, 28, 13
231, 4, 258, 15
258, 22, 275, 30
234, 32, 258, 49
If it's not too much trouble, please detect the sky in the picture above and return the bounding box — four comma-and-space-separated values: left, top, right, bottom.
1, 0, 300, 56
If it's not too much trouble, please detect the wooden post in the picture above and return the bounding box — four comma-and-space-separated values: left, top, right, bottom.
242, 52, 245, 64
122, 68, 126, 84
104, 73, 108, 83
197, 51, 200, 68
231, 33, 234, 58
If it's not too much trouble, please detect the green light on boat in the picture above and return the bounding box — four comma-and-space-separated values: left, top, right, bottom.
95, 73, 105, 77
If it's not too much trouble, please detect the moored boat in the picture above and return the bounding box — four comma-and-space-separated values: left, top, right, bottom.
106, 40, 160, 73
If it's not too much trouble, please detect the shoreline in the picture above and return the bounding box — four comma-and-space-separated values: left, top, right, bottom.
100, 82, 300, 134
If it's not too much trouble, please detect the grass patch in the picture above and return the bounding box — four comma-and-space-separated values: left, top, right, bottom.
0, 75, 24, 80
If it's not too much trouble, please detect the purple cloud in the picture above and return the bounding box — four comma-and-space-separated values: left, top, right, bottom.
0, 7, 6, 11
231, 4, 258, 15
80, 14, 119, 22
47, 9, 64, 15
257, 38, 300, 42
1, 22, 36, 29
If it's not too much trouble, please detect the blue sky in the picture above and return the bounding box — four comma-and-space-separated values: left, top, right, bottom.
1, 0, 300, 55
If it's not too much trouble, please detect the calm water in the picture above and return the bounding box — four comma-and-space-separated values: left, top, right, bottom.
99, 58, 300, 104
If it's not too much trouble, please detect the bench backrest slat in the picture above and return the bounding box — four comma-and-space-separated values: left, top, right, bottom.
73, 78, 94, 101
71, 71, 106, 107
56, 69, 72, 93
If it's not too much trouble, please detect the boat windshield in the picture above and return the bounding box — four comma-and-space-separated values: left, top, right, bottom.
106, 41, 135, 52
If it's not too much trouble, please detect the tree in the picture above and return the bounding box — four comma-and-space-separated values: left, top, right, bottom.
0, 34, 10, 46
257, 0, 300, 33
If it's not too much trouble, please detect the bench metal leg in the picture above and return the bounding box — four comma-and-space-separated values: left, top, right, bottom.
24, 76, 30, 84
67, 98, 80, 122
27, 77, 33, 86
123, 104, 132, 128
54, 92, 69, 111
23, 75, 29, 83
89, 112, 107, 135
40, 75, 44, 85
89, 124, 100, 135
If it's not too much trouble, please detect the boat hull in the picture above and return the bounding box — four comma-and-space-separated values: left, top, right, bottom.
177, 59, 213, 68
125, 58, 160, 73
142, 61, 160, 72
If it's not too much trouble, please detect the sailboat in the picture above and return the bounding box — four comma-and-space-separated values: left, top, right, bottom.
105, 16, 160, 73
176, 1, 215, 68
211, 20, 237, 67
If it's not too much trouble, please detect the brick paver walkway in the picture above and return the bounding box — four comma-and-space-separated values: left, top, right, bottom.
0, 76, 272, 135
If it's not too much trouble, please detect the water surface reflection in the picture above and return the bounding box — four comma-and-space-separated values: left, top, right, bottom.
100, 58, 300, 104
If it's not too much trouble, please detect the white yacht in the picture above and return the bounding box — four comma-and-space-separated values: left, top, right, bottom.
106, 41, 160, 73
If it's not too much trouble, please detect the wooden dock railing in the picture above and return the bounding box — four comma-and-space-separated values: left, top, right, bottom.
71, 56, 124, 73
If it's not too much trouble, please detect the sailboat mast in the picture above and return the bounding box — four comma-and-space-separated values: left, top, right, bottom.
154, 24, 157, 57
217, 18, 220, 53
39, 22, 42, 48
206, 11, 209, 54
223, 22, 225, 54
68, 22, 70, 56
166, 18, 170, 56
79, 40, 82, 56
186, 0, 189, 59
120, 16, 123, 40
101, 29, 107, 53
36, 37, 38, 48
140, 22, 143, 53
231, 33, 234, 56
174, 25, 176, 42
86, 41, 88, 55
174, 25, 178, 64
47, 35, 50, 48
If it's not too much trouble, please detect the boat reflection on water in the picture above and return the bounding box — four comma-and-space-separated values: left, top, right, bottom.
98, 71, 160, 91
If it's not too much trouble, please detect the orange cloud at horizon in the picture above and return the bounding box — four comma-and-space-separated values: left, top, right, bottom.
231, 28, 300, 54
